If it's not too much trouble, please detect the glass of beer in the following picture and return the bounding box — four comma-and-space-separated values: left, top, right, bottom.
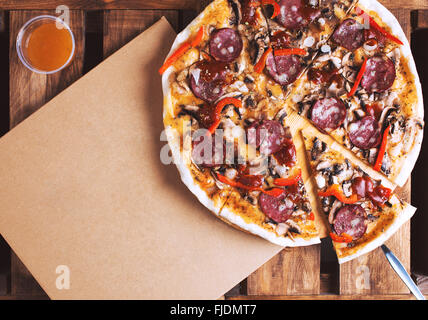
16, 15, 75, 74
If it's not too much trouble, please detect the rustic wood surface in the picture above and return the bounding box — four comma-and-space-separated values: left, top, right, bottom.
0, 0, 426, 299
103, 10, 179, 58
247, 245, 321, 295
229, 293, 428, 300
0, 0, 427, 10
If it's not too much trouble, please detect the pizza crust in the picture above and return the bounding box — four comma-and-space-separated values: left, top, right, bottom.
220, 205, 321, 246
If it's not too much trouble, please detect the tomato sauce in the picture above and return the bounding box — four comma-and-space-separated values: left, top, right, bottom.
307, 66, 341, 85
273, 138, 297, 168
271, 31, 289, 50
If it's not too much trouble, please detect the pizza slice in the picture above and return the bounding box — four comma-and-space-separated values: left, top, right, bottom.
216, 112, 320, 246
286, 0, 424, 186
302, 128, 416, 263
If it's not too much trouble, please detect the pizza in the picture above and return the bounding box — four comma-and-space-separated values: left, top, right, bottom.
160, 0, 423, 262
301, 128, 416, 263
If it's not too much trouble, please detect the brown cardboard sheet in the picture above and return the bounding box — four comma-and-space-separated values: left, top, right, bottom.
0, 18, 283, 299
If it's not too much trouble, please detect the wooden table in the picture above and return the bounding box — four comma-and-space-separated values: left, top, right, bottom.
0, 0, 427, 300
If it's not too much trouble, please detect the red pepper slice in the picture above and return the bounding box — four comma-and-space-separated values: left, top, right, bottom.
217, 173, 247, 189
330, 232, 353, 243
254, 47, 273, 73
274, 48, 307, 56
263, 188, 285, 197
357, 7, 403, 46
308, 212, 315, 221
347, 57, 368, 98
249, 0, 280, 19
159, 26, 204, 75
262, 0, 281, 19
207, 97, 242, 135
373, 125, 391, 172
217, 174, 284, 197
273, 169, 302, 186
319, 184, 358, 204
190, 26, 204, 47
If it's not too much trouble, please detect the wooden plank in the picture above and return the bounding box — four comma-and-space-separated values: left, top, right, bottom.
414, 10, 428, 30
339, 10, 412, 296
247, 245, 321, 295
0, 0, 197, 10
103, 10, 179, 58
9, 9, 85, 297
0, 295, 51, 300
0, 10, 9, 297
0, 274, 7, 295
411, 9, 428, 281
415, 273, 428, 295
0, 10, 5, 32
0, 0, 426, 10
228, 294, 426, 300
195, 0, 213, 12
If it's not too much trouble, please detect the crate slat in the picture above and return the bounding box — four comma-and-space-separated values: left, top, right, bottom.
228, 293, 426, 300
103, 10, 179, 58
0, 0, 427, 10
247, 245, 321, 295
0, 0, 197, 10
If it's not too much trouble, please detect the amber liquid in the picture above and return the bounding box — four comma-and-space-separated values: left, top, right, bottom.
24, 21, 73, 72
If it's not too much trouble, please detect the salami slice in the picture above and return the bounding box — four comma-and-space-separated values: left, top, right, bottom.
265, 53, 303, 86
361, 56, 396, 93
192, 134, 225, 168
190, 60, 228, 103
276, 0, 320, 30
333, 205, 367, 240
209, 28, 243, 63
259, 192, 294, 223
247, 120, 285, 155
348, 116, 381, 149
332, 19, 365, 51
310, 97, 347, 131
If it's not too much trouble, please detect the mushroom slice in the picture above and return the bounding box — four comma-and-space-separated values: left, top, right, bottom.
276, 223, 290, 236
315, 173, 326, 189
328, 200, 343, 225
316, 160, 332, 171
286, 220, 301, 234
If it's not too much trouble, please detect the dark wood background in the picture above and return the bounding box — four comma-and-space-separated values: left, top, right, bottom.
0, 0, 427, 299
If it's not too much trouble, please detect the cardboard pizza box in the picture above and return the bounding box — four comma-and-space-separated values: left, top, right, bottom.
0, 18, 286, 299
